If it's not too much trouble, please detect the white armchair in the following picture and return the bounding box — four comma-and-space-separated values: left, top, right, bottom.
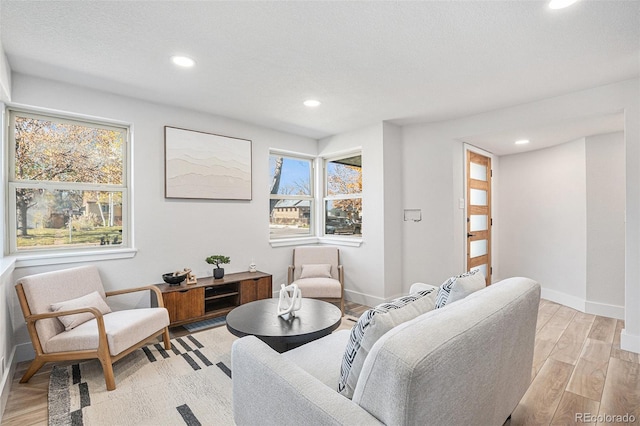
288, 246, 344, 315
15, 265, 171, 391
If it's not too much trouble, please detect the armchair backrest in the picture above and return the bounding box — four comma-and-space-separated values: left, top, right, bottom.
17, 265, 107, 344
292, 246, 340, 281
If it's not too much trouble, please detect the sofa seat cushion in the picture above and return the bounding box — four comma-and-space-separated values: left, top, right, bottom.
338, 288, 437, 399
293, 277, 342, 298
45, 308, 170, 356
283, 329, 350, 388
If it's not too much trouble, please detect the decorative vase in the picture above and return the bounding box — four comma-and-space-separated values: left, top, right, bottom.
214, 268, 225, 279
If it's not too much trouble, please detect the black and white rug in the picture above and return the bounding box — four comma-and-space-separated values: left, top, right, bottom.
48, 325, 237, 426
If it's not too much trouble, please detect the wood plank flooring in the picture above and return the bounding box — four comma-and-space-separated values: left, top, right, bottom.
2, 299, 639, 425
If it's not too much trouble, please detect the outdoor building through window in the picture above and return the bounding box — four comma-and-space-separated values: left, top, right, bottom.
7, 109, 128, 253
324, 154, 362, 237
269, 153, 314, 238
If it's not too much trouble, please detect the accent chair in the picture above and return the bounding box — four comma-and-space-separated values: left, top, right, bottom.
288, 246, 344, 315
15, 265, 171, 391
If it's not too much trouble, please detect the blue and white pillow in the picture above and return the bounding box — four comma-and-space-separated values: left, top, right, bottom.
435, 270, 484, 308
338, 287, 437, 398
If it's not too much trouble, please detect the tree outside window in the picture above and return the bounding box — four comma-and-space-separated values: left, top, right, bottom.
8, 110, 128, 252
324, 154, 362, 237
269, 154, 314, 238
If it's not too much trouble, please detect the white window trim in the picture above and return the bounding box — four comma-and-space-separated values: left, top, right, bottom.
5, 105, 134, 261
268, 149, 316, 244
321, 150, 363, 242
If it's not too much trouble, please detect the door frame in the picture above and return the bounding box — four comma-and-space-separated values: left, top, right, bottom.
463, 144, 496, 284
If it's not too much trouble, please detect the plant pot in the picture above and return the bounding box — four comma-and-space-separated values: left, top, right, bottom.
213, 268, 225, 279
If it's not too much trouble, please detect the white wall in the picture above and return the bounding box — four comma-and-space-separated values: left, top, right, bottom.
0, 7, 11, 103
401, 126, 463, 288
382, 122, 404, 299
586, 132, 625, 313
7, 73, 318, 359
499, 139, 588, 308
0, 260, 16, 420
400, 78, 639, 352
318, 124, 387, 306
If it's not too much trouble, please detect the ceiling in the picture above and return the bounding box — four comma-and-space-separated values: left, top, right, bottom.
1, 1, 638, 155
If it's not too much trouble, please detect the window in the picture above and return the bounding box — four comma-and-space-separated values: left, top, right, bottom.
269, 153, 314, 238
324, 154, 362, 237
7, 109, 128, 253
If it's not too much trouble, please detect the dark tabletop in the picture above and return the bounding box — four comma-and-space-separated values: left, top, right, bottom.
226, 298, 342, 351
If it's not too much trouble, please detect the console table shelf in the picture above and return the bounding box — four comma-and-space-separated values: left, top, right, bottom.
153, 271, 272, 327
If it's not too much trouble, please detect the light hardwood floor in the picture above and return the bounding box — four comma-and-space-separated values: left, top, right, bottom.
2, 299, 639, 425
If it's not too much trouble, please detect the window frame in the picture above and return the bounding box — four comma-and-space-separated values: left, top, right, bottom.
6, 107, 131, 256
322, 151, 363, 240
268, 150, 315, 241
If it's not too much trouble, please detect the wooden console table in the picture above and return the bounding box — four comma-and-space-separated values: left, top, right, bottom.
153, 271, 272, 327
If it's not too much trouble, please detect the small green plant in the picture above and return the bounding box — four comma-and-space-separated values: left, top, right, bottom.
205, 255, 231, 269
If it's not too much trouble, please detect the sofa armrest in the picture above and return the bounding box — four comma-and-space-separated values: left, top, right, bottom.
232, 336, 382, 426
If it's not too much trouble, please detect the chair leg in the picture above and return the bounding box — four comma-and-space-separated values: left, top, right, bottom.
99, 356, 116, 391
19, 356, 46, 383
162, 327, 171, 350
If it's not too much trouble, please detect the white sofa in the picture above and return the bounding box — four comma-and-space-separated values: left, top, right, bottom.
232, 277, 540, 425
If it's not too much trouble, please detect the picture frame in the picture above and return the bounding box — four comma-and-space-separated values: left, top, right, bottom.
164, 126, 252, 200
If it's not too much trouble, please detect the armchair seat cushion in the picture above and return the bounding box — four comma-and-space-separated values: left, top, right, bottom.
45, 308, 170, 356
292, 277, 342, 298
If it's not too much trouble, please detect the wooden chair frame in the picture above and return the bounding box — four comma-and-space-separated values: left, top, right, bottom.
15, 284, 171, 391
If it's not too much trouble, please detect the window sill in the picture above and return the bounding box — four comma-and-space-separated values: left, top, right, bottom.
0, 257, 16, 279
270, 237, 319, 248
319, 236, 363, 247
13, 247, 138, 268
269, 236, 363, 248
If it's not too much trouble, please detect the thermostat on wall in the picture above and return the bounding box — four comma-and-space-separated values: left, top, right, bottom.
403, 209, 422, 222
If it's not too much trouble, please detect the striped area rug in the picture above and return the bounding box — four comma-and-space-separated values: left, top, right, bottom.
48, 326, 237, 426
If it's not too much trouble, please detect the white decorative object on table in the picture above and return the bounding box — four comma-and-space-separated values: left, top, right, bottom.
249, 260, 257, 273
277, 283, 302, 320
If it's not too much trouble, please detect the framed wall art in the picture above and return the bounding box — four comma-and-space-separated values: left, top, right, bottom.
164, 126, 252, 200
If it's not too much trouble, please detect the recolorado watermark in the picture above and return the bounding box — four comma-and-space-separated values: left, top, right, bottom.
576, 413, 636, 423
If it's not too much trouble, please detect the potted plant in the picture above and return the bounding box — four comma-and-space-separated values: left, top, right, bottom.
206, 255, 231, 279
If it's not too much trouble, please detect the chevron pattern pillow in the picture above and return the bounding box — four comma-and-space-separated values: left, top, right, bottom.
338, 287, 437, 399
435, 269, 482, 308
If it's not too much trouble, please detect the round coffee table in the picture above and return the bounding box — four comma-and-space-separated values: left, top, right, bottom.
226, 298, 342, 352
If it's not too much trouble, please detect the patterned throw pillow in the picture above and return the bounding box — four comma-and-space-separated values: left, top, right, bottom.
435, 270, 482, 308
338, 287, 437, 399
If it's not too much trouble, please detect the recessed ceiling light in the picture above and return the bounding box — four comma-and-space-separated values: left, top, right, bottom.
303, 99, 321, 107
171, 55, 195, 68
515, 139, 530, 145
549, 0, 579, 9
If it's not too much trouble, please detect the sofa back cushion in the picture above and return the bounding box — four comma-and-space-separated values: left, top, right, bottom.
352, 277, 540, 426
338, 287, 437, 399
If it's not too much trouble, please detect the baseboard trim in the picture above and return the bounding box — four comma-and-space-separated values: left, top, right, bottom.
621, 329, 640, 354
585, 300, 624, 320
15, 342, 34, 364
540, 288, 585, 312
0, 346, 17, 420
541, 287, 625, 320
344, 289, 385, 307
